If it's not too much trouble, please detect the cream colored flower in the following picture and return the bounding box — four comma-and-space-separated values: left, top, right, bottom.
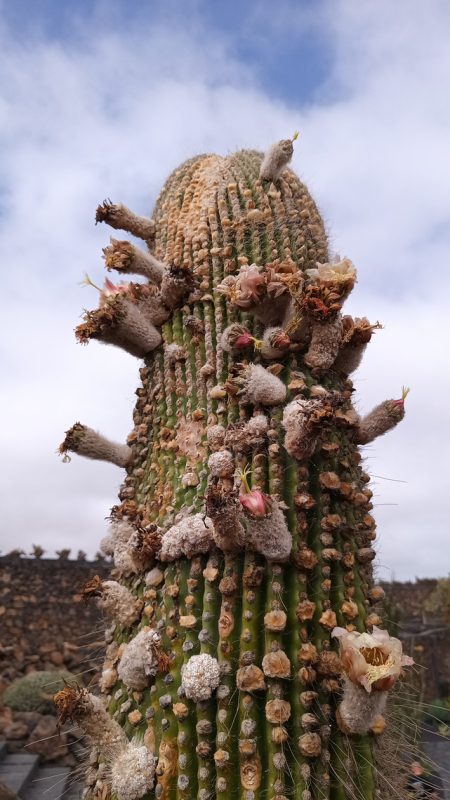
306, 257, 357, 285
332, 625, 413, 693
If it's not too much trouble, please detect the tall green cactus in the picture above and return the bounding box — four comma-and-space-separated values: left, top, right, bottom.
56, 141, 413, 800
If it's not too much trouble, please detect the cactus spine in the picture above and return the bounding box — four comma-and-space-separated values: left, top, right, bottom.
57, 143, 412, 800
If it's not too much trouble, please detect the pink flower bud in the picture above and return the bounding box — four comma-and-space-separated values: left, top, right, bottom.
239, 489, 272, 518
392, 386, 410, 408
100, 278, 130, 306
273, 331, 290, 350
234, 332, 254, 349
103, 278, 130, 296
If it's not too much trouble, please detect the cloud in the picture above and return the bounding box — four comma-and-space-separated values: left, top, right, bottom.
0, 1, 448, 579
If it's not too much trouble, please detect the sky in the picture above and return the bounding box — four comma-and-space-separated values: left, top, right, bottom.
0, 0, 449, 580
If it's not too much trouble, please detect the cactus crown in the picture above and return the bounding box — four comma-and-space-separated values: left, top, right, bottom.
59, 141, 411, 800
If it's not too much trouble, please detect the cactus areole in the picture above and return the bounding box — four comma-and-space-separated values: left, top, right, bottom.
57, 141, 413, 800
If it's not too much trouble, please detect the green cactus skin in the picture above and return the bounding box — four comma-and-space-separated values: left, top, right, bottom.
61, 147, 408, 800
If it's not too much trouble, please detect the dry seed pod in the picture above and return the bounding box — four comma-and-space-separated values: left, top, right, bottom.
264, 610, 287, 631
260, 134, 297, 182
236, 665, 266, 692
262, 651, 291, 678
59, 424, 131, 467
265, 699, 291, 724
298, 733, 322, 758
96, 201, 156, 241
103, 238, 164, 283
355, 389, 409, 444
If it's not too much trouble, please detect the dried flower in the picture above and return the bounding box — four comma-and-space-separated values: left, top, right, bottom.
217, 264, 266, 308
355, 388, 409, 444
216, 263, 289, 314
332, 626, 413, 692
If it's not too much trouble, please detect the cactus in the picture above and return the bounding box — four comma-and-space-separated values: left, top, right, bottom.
57, 141, 413, 800
5, 670, 75, 713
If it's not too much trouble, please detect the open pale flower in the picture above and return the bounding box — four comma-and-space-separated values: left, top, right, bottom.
100, 277, 130, 305
238, 264, 266, 302
306, 258, 357, 286
80, 273, 130, 306
332, 626, 413, 693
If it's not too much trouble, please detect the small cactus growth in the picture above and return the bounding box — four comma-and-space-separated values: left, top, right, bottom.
57, 139, 413, 800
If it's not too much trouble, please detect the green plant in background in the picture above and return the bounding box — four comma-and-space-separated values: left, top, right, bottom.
424, 577, 450, 623
4, 670, 75, 714
55, 139, 414, 800
424, 697, 450, 727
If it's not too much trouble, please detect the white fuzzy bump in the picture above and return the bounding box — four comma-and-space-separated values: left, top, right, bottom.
159, 513, 214, 561
241, 364, 286, 406
111, 743, 156, 800
117, 628, 160, 690
208, 450, 234, 478
260, 139, 294, 182
338, 680, 388, 734
244, 502, 292, 561
207, 424, 226, 451
99, 581, 142, 627
181, 654, 221, 701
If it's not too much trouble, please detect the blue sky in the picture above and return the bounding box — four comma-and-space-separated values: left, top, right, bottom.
1, 0, 332, 103
1, 0, 449, 579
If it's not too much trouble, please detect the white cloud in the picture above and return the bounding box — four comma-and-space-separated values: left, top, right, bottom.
0, 1, 448, 579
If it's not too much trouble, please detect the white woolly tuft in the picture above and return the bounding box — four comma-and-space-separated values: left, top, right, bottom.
244, 502, 292, 561
240, 364, 286, 407
159, 513, 214, 561
117, 628, 160, 690
181, 654, 221, 702
338, 680, 388, 734
245, 414, 269, 438
282, 398, 321, 460
207, 424, 226, 451
355, 400, 405, 445
64, 692, 127, 756
165, 342, 186, 362
304, 316, 343, 371
207, 450, 234, 478
224, 412, 270, 453
260, 327, 290, 359
61, 424, 131, 467
111, 519, 136, 574
99, 533, 115, 557
111, 742, 156, 800
260, 139, 294, 182
99, 581, 143, 627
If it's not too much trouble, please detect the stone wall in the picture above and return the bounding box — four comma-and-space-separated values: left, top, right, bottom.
0, 558, 449, 764
382, 578, 450, 701
0, 556, 111, 765
0, 556, 110, 690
